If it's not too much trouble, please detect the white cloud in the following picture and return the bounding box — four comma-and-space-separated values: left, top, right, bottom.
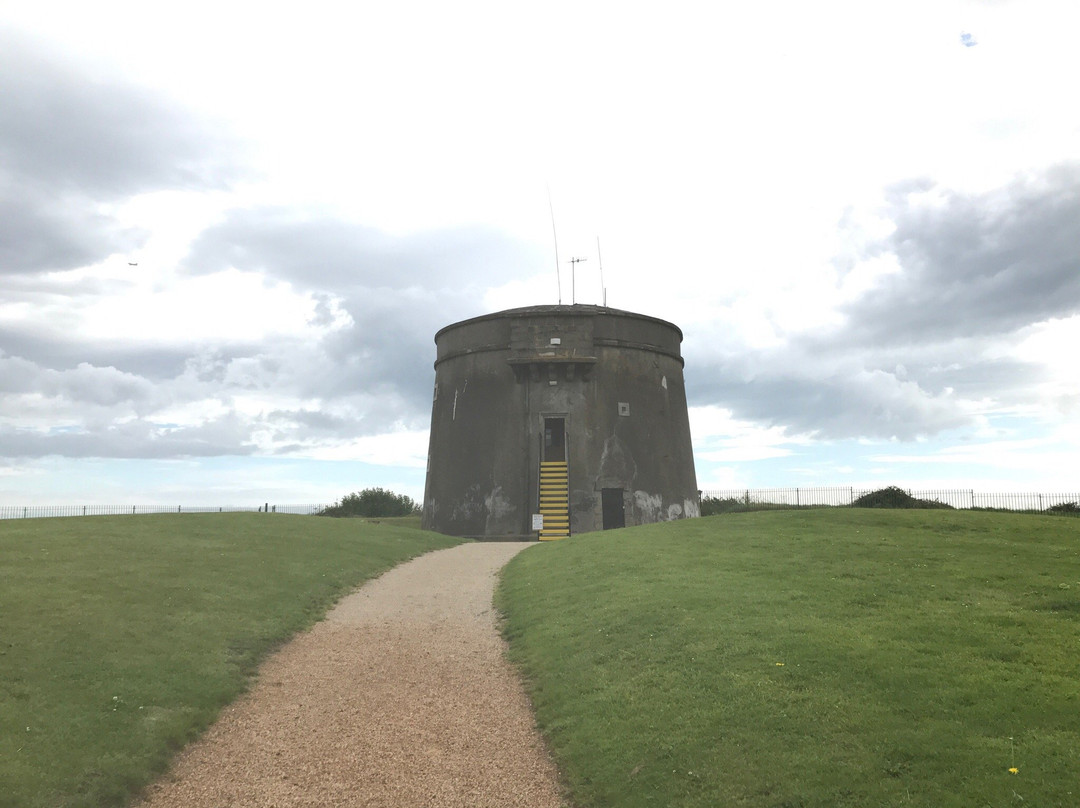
866, 426, 1080, 491
292, 430, 430, 468
690, 405, 812, 462
3, 2, 1080, 502
81, 270, 317, 344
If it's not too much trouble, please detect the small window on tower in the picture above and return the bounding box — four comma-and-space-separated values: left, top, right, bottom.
618, 402, 630, 417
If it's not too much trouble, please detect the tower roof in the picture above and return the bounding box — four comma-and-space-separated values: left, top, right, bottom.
434, 304, 683, 342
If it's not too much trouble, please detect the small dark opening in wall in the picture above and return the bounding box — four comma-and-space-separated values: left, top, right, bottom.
602, 488, 625, 530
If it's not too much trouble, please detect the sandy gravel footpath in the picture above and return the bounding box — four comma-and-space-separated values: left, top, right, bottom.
135, 542, 565, 808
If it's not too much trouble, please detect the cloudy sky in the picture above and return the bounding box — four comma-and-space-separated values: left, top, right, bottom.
2, 0, 1079, 507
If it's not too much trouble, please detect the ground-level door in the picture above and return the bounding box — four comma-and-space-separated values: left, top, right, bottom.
601, 488, 625, 530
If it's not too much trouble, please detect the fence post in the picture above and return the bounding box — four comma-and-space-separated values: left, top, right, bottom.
796, 487, 800, 507
178, 505, 181, 513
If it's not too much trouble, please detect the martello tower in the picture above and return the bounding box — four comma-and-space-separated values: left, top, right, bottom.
422, 304, 699, 540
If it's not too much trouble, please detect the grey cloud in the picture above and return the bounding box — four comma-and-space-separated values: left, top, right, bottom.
0, 34, 240, 197
41, 363, 158, 408
0, 35, 520, 459
0, 353, 40, 394
312, 282, 500, 427
183, 207, 543, 291
685, 333, 1047, 443
0, 326, 202, 382
0, 294, 447, 452
689, 353, 969, 441
0, 353, 155, 407
0, 414, 256, 460
318, 298, 440, 399
0, 33, 243, 274
890, 356, 1046, 401
265, 400, 415, 442
2, 271, 139, 302
0, 191, 144, 274
183, 205, 527, 426
688, 164, 1080, 444
268, 409, 352, 433
0, 336, 427, 460
840, 163, 1080, 346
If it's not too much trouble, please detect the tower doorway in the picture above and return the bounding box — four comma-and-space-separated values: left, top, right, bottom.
543, 418, 566, 462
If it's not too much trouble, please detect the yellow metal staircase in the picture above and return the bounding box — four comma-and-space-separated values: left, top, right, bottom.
538, 461, 570, 540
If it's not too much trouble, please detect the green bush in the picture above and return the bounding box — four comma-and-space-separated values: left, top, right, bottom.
700, 495, 758, 516
1047, 501, 1080, 514
318, 487, 420, 518
852, 485, 953, 509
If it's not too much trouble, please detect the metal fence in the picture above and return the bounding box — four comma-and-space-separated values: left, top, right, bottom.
700, 487, 1080, 513
5, 489, 1080, 521
0, 503, 330, 520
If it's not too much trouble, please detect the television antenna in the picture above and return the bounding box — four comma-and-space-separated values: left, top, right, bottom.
567, 257, 587, 304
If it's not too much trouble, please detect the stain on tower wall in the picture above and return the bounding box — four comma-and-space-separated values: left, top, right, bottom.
422, 304, 699, 539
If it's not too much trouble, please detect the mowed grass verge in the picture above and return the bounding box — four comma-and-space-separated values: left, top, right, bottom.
0, 513, 463, 808
497, 509, 1080, 808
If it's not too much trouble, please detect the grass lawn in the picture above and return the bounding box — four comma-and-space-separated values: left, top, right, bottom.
0, 513, 463, 808
498, 509, 1080, 808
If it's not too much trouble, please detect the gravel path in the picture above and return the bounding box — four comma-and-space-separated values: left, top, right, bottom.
135, 542, 565, 808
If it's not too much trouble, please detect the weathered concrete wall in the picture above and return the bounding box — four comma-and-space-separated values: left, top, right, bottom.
422, 304, 698, 538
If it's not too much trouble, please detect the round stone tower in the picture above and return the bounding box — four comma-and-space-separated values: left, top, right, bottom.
421, 304, 699, 539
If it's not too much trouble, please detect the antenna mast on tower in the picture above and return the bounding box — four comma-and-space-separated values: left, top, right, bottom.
567, 257, 587, 305
547, 187, 562, 304
597, 236, 606, 307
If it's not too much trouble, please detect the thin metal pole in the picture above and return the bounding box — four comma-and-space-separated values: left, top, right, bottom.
547, 187, 561, 304
597, 236, 606, 306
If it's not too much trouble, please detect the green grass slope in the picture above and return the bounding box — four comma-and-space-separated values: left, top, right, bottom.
0, 513, 463, 808
498, 509, 1080, 808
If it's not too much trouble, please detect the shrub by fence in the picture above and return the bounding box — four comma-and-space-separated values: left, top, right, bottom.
317, 488, 420, 518
700, 487, 1080, 515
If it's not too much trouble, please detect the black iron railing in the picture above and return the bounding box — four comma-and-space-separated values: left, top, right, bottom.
699, 487, 1080, 514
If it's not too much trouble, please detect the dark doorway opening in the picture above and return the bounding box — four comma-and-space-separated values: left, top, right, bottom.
602, 488, 625, 530
543, 418, 566, 462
